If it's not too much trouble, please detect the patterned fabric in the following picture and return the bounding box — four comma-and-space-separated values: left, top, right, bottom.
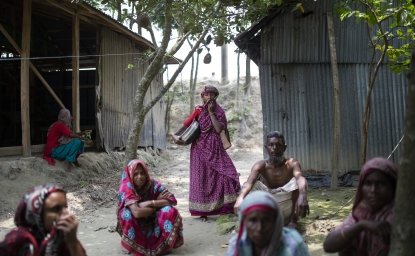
335, 157, 398, 256
117, 160, 184, 255
0, 184, 75, 256
227, 191, 309, 256
188, 100, 240, 216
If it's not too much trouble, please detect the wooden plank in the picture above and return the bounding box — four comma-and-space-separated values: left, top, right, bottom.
20, 0, 32, 157
72, 9, 80, 132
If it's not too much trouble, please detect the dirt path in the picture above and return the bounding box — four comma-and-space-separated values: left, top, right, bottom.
76, 145, 262, 256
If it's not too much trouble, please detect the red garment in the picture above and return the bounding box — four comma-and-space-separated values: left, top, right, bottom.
117, 160, 184, 255
183, 106, 202, 127
0, 226, 76, 256
43, 122, 72, 165
0, 184, 86, 256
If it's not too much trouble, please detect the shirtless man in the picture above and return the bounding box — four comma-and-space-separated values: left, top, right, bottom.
234, 131, 309, 226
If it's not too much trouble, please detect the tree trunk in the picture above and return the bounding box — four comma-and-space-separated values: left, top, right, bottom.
244, 54, 251, 97
389, 53, 415, 256
327, 12, 340, 189
221, 44, 228, 85
125, 0, 174, 162
189, 50, 200, 114
164, 86, 177, 136
236, 51, 240, 109
188, 40, 195, 114
125, 1, 219, 163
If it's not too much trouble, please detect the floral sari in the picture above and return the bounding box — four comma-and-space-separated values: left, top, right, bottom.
117, 160, 184, 255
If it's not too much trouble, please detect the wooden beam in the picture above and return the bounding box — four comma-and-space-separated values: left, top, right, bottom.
0, 23, 66, 109
0, 145, 45, 157
72, 8, 80, 132
21, 0, 32, 157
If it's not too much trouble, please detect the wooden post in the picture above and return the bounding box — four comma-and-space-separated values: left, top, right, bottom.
21, 0, 32, 157
327, 12, 341, 189
72, 9, 80, 132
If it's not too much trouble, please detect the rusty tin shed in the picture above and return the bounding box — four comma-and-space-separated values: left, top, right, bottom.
235, 0, 407, 170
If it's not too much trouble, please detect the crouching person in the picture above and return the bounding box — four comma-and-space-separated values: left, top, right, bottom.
0, 184, 86, 256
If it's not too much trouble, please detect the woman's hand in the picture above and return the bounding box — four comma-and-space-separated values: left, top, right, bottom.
207, 100, 215, 114
171, 134, 184, 145
56, 210, 79, 244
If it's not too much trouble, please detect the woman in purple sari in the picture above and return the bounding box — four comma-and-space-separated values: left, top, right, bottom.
116, 159, 184, 255
323, 157, 399, 256
173, 85, 241, 220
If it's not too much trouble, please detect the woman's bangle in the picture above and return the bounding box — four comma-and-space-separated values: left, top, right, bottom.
152, 200, 155, 207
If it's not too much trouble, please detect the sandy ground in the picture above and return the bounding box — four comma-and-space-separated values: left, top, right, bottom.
0, 143, 340, 256
0, 143, 264, 256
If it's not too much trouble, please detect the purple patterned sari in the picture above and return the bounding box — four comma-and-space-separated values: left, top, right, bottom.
189, 102, 241, 216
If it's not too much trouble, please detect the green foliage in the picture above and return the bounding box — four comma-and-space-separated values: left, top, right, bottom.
337, 0, 415, 72
79, 0, 285, 45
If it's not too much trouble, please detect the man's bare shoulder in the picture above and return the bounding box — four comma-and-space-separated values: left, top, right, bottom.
252, 159, 267, 171
285, 157, 300, 166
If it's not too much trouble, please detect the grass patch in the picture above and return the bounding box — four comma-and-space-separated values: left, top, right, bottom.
300, 187, 356, 245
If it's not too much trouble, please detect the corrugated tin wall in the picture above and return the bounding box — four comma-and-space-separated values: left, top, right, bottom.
98, 28, 166, 150
259, 0, 407, 170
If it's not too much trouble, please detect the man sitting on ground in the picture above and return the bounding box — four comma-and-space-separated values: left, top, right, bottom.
234, 131, 309, 227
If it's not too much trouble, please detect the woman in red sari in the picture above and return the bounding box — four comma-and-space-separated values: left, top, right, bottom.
43, 108, 84, 168
116, 159, 184, 255
173, 85, 241, 221
323, 157, 399, 256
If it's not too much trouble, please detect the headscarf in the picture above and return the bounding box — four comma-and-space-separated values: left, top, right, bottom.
234, 191, 284, 256
13, 184, 66, 256
125, 159, 151, 201
346, 157, 398, 256
352, 157, 399, 220
58, 109, 72, 128
200, 85, 219, 98
117, 159, 177, 214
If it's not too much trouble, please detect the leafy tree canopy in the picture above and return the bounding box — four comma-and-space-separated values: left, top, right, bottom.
80, 0, 285, 46
337, 0, 415, 72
